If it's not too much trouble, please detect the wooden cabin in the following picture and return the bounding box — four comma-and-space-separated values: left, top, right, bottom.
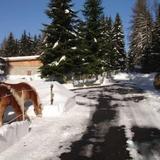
4, 55, 42, 75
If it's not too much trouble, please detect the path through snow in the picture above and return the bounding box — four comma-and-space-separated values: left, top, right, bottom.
60, 83, 160, 160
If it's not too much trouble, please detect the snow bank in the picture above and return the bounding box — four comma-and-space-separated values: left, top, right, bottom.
53, 82, 75, 111
112, 72, 130, 81
112, 72, 156, 91
129, 73, 156, 90
26, 81, 76, 118
0, 76, 76, 155
4, 75, 76, 118
0, 120, 30, 153
7, 74, 42, 81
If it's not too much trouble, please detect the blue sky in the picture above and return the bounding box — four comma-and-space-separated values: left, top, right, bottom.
0, 0, 157, 49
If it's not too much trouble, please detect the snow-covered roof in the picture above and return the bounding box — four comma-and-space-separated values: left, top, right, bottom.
3, 55, 40, 62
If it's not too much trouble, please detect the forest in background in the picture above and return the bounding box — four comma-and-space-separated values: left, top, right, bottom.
0, 0, 160, 81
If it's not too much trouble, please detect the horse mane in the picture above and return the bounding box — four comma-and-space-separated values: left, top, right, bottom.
0, 83, 23, 110
0, 85, 27, 123
0, 85, 22, 111
1, 82, 37, 92
1, 82, 42, 116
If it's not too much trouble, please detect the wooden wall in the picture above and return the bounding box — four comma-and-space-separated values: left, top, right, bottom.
6, 57, 42, 75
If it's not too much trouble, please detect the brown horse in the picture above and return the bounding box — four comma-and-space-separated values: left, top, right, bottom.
0, 85, 24, 126
0, 82, 42, 117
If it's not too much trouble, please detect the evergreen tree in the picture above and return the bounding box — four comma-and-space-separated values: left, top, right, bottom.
19, 31, 34, 56
0, 32, 42, 57
99, 16, 113, 72
129, 0, 152, 72
112, 13, 126, 71
72, 20, 89, 77
82, 0, 104, 75
32, 34, 43, 55
150, 4, 160, 71
40, 0, 78, 82
0, 32, 19, 57
0, 38, 7, 57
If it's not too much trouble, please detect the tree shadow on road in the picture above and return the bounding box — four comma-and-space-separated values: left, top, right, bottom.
60, 93, 131, 160
132, 127, 160, 160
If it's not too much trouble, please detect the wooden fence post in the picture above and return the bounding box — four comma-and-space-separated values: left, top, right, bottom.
50, 84, 54, 105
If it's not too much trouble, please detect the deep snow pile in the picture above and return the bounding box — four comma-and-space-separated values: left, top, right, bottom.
26, 81, 76, 118
3, 77, 76, 119
0, 120, 30, 153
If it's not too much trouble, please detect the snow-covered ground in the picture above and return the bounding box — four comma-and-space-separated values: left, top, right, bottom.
1, 72, 160, 159
112, 72, 160, 123
112, 72, 160, 159
0, 75, 98, 159
0, 104, 96, 160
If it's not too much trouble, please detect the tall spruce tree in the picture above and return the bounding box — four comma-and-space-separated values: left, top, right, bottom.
0, 32, 19, 57
32, 34, 43, 55
150, 4, 160, 71
40, 0, 78, 82
73, 20, 90, 77
82, 0, 104, 75
129, 0, 152, 72
112, 13, 126, 71
99, 16, 109, 72
99, 16, 114, 72
0, 38, 7, 57
19, 31, 34, 56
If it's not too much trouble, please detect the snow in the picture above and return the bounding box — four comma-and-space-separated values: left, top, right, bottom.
1, 72, 160, 159
71, 46, 77, 50
59, 55, 66, 62
0, 74, 97, 159
0, 104, 94, 159
112, 72, 130, 81
68, 30, 77, 37
110, 72, 160, 159
112, 72, 156, 91
53, 41, 59, 49
49, 55, 66, 66
0, 120, 30, 153
0, 70, 4, 74
65, 9, 70, 14
26, 81, 76, 118
3, 55, 40, 61
94, 38, 97, 43
2, 78, 75, 119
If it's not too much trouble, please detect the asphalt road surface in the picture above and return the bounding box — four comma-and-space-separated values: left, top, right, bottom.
60, 83, 160, 160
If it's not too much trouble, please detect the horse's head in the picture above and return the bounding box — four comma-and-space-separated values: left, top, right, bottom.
34, 103, 43, 117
